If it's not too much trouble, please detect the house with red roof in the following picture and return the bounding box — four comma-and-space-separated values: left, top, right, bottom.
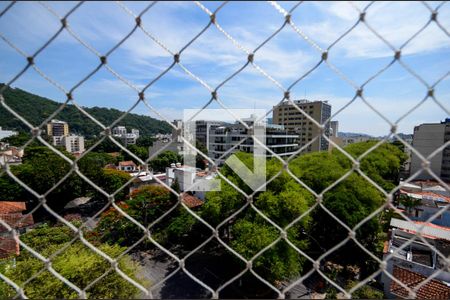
396, 181, 450, 227
382, 218, 450, 299
118, 160, 138, 172
0, 201, 34, 259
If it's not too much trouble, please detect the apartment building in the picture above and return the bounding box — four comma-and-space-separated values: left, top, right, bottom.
195, 120, 226, 151
47, 119, 69, 137
112, 126, 127, 136
112, 126, 139, 146
382, 218, 450, 299
330, 121, 339, 138
410, 118, 450, 181
131, 129, 140, 139
64, 135, 85, 154
273, 99, 332, 152
208, 115, 299, 165
148, 120, 184, 158
53, 135, 85, 154
46, 120, 85, 154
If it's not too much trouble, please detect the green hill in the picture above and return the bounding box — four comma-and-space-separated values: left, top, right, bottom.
0, 85, 172, 137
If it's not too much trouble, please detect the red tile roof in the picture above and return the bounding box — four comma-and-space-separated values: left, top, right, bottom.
413, 221, 450, 232
0, 201, 26, 214
181, 193, 204, 208
396, 220, 450, 241
390, 266, 450, 299
400, 189, 450, 203
119, 160, 136, 167
0, 236, 19, 259
0, 213, 34, 233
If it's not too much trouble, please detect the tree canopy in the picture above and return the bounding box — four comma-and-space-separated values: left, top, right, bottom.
148, 150, 183, 173
0, 223, 144, 299
94, 185, 177, 247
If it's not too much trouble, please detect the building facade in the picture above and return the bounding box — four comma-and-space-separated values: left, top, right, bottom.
52, 135, 85, 154
410, 119, 450, 181
195, 120, 226, 151
272, 99, 331, 152
330, 121, 339, 138
382, 218, 450, 298
112, 126, 127, 136
208, 116, 299, 165
131, 129, 140, 139
148, 120, 184, 158
64, 135, 85, 154
47, 119, 69, 137
112, 126, 139, 146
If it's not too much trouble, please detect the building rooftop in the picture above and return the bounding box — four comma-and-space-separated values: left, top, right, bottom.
49, 119, 67, 124
0, 213, 34, 233
0, 201, 26, 214
118, 161, 137, 167
399, 189, 450, 204
390, 218, 450, 241
390, 266, 450, 299
181, 193, 204, 209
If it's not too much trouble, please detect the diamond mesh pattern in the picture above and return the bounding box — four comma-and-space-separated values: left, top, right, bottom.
0, 1, 449, 299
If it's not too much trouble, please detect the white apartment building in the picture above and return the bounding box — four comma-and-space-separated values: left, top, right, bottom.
131, 129, 140, 139
64, 135, 85, 154
52, 135, 84, 154
330, 121, 339, 138
112, 126, 139, 146
112, 126, 127, 136
208, 115, 299, 165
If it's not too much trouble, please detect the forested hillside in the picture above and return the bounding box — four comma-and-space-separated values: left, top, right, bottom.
0, 85, 172, 137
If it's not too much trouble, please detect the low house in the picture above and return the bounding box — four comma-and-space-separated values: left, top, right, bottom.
382, 218, 450, 298
397, 190, 450, 227
165, 163, 217, 201
118, 161, 137, 172
129, 171, 165, 194
181, 193, 204, 209
0, 145, 24, 166
390, 266, 450, 299
0, 201, 34, 258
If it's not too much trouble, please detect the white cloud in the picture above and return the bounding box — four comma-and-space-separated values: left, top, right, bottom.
300, 1, 450, 58
1, 1, 447, 136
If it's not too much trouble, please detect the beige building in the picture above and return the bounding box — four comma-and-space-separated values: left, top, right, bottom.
47, 119, 69, 137
410, 119, 450, 181
273, 99, 332, 152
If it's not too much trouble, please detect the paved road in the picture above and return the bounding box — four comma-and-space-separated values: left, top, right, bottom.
133, 249, 315, 299
134, 250, 211, 299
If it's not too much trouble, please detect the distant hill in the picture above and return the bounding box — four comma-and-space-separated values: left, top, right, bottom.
0, 85, 172, 138
338, 131, 413, 140
338, 132, 373, 138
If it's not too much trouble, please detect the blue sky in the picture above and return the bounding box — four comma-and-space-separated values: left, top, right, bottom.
0, 1, 449, 136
